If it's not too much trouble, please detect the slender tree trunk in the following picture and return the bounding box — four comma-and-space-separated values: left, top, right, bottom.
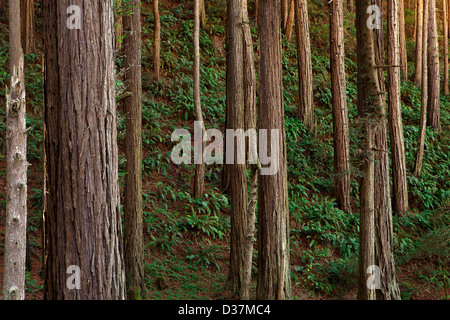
123, 0, 144, 300
42, 0, 125, 300
388, 0, 409, 216
414, 0, 429, 178
154, 0, 161, 81
3, 0, 27, 300
444, 0, 449, 95
400, 0, 408, 80
20, 0, 34, 55
193, 0, 205, 198
285, 0, 295, 41
414, 0, 423, 87
257, 0, 292, 300
348, 0, 354, 13
294, 0, 314, 133
427, 0, 441, 132
241, 0, 257, 300
281, 0, 289, 29
199, 0, 206, 25
329, 0, 351, 213
413, 0, 417, 39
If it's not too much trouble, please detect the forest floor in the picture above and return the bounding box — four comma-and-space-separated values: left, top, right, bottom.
0, 0, 449, 300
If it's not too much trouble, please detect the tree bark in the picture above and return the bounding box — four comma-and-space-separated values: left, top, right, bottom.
356, 0, 381, 300
388, 0, 409, 216
444, 0, 449, 95
20, 0, 34, 55
42, 0, 125, 300
256, 0, 292, 300
427, 0, 441, 132
154, 0, 161, 81
285, 0, 295, 41
3, 0, 28, 300
414, 0, 423, 87
281, 0, 289, 29
414, 0, 429, 178
329, 0, 351, 213
193, 0, 206, 198
123, 0, 144, 299
294, 0, 314, 133
399, 0, 408, 80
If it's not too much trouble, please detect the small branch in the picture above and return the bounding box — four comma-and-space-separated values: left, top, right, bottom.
116, 91, 132, 102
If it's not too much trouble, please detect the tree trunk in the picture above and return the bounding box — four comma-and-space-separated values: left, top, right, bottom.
388, 0, 409, 216
285, 0, 295, 41
154, 0, 161, 81
226, 0, 247, 296
3, 0, 28, 300
281, 0, 289, 29
414, 0, 423, 87
329, 0, 351, 213
123, 0, 144, 300
193, 0, 205, 198
427, 0, 441, 132
399, 0, 408, 80
444, 0, 449, 95
199, 0, 206, 25
20, 0, 34, 55
256, 0, 292, 300
348, 0, 354, 13
414, 0, 429, 178
42, 0, 125, 300
294, 0, 314, 133
356, 0, 381, 300
241, 0, 257, 300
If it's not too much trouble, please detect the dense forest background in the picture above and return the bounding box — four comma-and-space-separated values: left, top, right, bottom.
0, 0, 449, 300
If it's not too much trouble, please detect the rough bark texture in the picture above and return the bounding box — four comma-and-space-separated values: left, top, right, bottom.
226, 0, 247, 296
294, 0, 314, 133
414, 0, 423, 87
42, 0, 125, 300
414, 0, 429, 178
3, 0, 28, 300
330, 0, 351, 214
193, 0, 205, 198
123, 0, 144, 299
427, 0, 441, 132
153, 0, 161, 81
282, 0, 289, 28
257, 0, 292, 300
388, 0, 409, 216
20, 0, 34, 55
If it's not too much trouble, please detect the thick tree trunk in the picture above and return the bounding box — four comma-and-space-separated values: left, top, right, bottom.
20, 0, 34, 55
193, 0, 205, 198
329, 0, 351, 213
226, 0, 247, 296
294, 0, 314, 133
414, 0, 423, 87
154, 0, 161, 81
3, 0, 28, 300
256, 0, 291, 300
414, 0, 429, 178
42, 0, 125, 300
427, 0, 441, 132
388, 0, 409, 216
356, 0, 381, 300
123, 0, 144, 299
